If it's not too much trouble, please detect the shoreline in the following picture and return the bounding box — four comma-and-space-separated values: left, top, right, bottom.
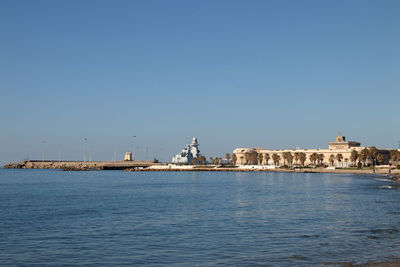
3, 160, 399, 181
127, 166, 400, 178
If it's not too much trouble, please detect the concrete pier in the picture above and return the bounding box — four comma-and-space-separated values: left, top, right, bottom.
3, 160, 160, 170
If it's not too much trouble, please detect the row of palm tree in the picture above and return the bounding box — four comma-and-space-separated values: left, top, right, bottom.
204, 153, 234, 165
197, 155, 206, 165
236, 151, 360, 167
209, 157, 224, 165
232, 148, 399, 167
254, 152, 308, 166
195, 155, 224, 165
349, 147, 389, 166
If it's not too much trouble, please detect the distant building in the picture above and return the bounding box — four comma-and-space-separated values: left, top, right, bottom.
233, 135, 390, 167
172, 138, 201, 164
124, 152, 132, 161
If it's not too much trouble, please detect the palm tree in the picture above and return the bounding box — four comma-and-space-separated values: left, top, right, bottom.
294, 152, 300, 165
336, 153, 343, 167
317, 154, 324, 166
257, 153, 263, 165
232, 154, 237, 165
198, 155, 206, 165
287, 153, 294, 167
299, 152, 307, 166
272, 154, 280, 166
276, 155, 281, 166
309, 154, 314, 165
264, 153, 270, 165
309, 153, 318, 165
368, 147, 377, 166
225, 153, 231, 164
350, 150, 359, 166
360, 148, 369, 166
282, 152, 289, 166
329, 154, 335, 166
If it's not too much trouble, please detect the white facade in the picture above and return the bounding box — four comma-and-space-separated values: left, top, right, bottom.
233, 135, 390, 166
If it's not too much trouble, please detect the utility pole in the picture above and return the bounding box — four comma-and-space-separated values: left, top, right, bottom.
42, 141, 46, 161
83, 138, 87, 162
58, 144, 61, 162
132, 136, 136, 161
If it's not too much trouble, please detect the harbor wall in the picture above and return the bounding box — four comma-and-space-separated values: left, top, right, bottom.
3, 160, 159, 170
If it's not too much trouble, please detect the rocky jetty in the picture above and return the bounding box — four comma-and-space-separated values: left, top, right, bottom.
3, 161, 28, 169
61, 166, 102, 171
3, 160, 158, 171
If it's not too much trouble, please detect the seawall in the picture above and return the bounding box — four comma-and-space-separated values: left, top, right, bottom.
3, 160, 159, 170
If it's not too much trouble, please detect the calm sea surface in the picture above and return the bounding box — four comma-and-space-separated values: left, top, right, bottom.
1, 169, 400, 266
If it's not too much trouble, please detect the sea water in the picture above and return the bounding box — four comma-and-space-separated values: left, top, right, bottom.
1, 169, 400, 266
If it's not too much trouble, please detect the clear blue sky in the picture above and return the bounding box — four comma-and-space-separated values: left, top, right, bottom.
1, 0, 399, 163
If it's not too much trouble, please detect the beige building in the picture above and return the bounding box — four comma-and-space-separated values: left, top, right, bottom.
233, 135, 390, 167
124, 152, 132, 161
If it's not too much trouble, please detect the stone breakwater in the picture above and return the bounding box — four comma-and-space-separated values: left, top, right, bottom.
3, 161, 400, 180
3, 160, 158, 171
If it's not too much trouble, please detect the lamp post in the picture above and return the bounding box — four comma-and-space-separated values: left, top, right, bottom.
83, 138, 87, 162
42, 141, 46, 161
373, 158, 376, 173
157, 148, 164, 163
132, 136, 136, 161
58, 144, 61, 162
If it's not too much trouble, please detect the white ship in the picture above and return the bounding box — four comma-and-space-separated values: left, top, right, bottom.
172, 138, 200, 164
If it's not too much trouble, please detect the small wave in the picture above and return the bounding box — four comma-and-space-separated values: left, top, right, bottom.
375, 178, 392, 182
379, 185, 393, 189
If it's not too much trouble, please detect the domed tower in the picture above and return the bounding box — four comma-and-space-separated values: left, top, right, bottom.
328, 135, 360, 150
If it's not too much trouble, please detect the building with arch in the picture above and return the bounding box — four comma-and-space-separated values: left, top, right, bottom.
233, 135, 390, 167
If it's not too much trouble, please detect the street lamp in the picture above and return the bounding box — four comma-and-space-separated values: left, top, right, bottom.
132, 136, 136, 161
156, 148, 164, 163
58, 144, 61, 162
83, 138, 87, 162
42, 141, 46, 161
